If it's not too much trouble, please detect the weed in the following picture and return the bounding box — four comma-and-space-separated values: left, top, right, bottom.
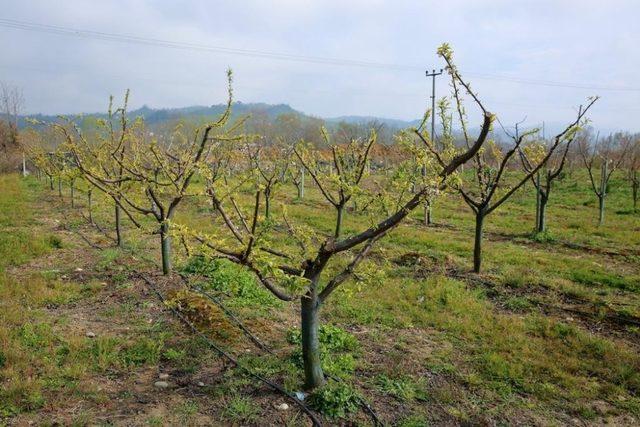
181, 256, 280, 308
503, 296, 532, 312
287, 324, 359, 377
222, 395, 260, 423
375, 374, 428, 402
121, 338, 163, 366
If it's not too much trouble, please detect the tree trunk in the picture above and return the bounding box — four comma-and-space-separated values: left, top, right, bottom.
473, 211, 485, 273
160, 221, 172, 275
300, 292, 325, 390
57, 178, 62, 197
115, 201, 122, 247
424, 200, 432, 226
335, 205, 344, 238
534, 173, 541, 232
632, 173, 638, 212
49, 176, 53, 190
70, 179, 75, 208
598, 195, 605, 226
264, 189, 271, 219
87, 190, 93, 224
538, 194, 548, 233
300, 168, 305, 199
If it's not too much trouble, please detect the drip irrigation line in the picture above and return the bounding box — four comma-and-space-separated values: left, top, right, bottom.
136, 273, 323, 427
178, 273, 384, 426
178, 273, 274, 353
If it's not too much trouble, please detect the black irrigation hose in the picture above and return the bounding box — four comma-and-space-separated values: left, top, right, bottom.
136, 273, 323, 427
178, 274, 274, 353
179, 273, 384, 426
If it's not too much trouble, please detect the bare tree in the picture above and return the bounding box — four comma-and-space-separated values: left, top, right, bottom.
294, 129, 376, 238
246, 139, 291, 219
452, 99, 596, 273
62, 71, 243, 274
0, 83, 24, 171
625, 137, 640, 212
519, 131, 581, 233
579, 131, 632, 225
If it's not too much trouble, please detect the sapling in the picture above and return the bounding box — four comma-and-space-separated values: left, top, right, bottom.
61, 71, 243, 274
425, 61, 597, 272
519, 130, 581, 233
579, 131, 632, 225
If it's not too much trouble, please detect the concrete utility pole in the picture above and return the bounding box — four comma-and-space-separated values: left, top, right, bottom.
423, 68, 443, 225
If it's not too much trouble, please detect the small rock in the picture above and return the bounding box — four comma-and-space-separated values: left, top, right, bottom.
75, 267, 83, 272
276, 403, 289, 411
85, 331, 96, 338
294, 391, 307, 401
154, 381, 169, 389
158, 373, 169, 380
197, 381, 205, 387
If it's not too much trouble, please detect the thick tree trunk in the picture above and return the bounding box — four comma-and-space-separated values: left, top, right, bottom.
301, 292, 325, 390
537, 194, 548, 233
160, 221, 172, 275
114, 201, 122, 247
473, 211, 485, 273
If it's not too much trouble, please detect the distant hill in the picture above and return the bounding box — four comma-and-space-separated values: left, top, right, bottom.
18, 102, 420, 132
19, 102, 617, 140
19, 102, 302, 128
325, 115, 421, 129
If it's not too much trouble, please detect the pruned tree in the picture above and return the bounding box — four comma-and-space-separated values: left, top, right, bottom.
187, 44, 493, 390
293, 129, 376, 238
246, 139, 291, 219
0, 82, 24, 172
579, 131, 632, 225
518, 129, 582, 233
50, 92, 134, 246
625, 136, 640, 212
287, 156, 306, 199
61, 71, 243, 274
444, 82, 596, 272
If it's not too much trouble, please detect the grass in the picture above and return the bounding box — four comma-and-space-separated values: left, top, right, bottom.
3, 167, 640, 424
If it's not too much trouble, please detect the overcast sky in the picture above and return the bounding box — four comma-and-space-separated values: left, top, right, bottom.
1, 0, 639, 132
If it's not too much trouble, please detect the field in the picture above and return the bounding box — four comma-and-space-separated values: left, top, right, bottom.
1, 168, 638, 426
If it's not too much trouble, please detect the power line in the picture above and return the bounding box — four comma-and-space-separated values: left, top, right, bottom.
2, 18, 639, 93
